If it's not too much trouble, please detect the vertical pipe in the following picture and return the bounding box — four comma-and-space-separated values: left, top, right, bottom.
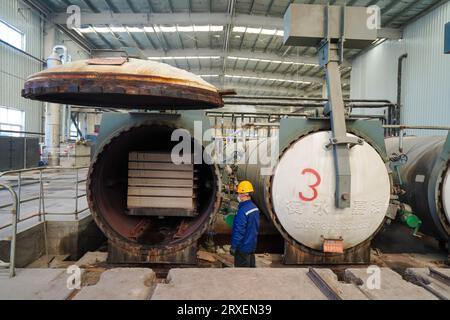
61, 105, 66, 143
44, 46, 69, 166
396, 54, 408, 136
17, 172, 21, 222
214, 116, 218, 140
38, 170, 43, 222
221, 114, 224, 138
399, 128, 404, 153
7, 185, 17, 278
66, 105, 72, 141
83, 112, 88, 138
45, 102, 61, 166
44, 49, 62, 166
39, 169, 49, 267
0, 184, 18, 278
23, 137, 27, 169
75, 168, 79, 220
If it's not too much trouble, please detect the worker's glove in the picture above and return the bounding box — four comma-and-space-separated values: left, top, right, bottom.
230, 247, 236, 256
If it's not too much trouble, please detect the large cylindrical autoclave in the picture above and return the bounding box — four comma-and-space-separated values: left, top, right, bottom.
235, 123, 391, 263
386, 136, 450, 244
87, 114, 222, 262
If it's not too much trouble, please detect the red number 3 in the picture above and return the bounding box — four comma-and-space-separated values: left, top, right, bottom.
299, 168, 321, 202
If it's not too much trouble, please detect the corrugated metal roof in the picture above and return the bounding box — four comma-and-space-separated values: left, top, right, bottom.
33, 0, 444, 97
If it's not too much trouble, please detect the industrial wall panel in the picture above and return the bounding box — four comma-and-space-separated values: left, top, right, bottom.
0, 137, 12, 171
0, 0, 44, 133
10, 137, 25, 170
445, 22, 450, 53
0, 136, 40, 171
25, 137, 40, 168
350, 2, 450, 136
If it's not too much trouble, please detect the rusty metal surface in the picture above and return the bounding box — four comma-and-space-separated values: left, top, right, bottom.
283, 240, 371, 265
87, 57, 127, 65
107, 240, 198, 265
22, 58, 223, 110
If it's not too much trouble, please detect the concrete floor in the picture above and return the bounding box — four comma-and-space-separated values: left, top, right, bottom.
0, 264, 448, 300
0, 268, 78, 300
0, 249, 448, 300
0, 168, 89, 238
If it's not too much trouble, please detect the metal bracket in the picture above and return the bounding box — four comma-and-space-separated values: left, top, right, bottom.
90, 49, 130, 61
318, 4, 354, 209
325, 136, 364, 150
321, 42, 353, 208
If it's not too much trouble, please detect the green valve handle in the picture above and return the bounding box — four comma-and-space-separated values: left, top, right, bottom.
224, 214, 235, 228
400, 210, 422, 237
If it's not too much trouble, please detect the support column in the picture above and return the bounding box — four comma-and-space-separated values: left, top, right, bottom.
43, 53, 62, 166
44, 103, 61, 166
43, 23, 62, 166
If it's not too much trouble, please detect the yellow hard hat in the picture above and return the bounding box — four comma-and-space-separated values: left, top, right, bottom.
237, 181, 254, 194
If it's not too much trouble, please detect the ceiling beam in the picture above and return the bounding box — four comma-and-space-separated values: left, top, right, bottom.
190, 69, 325, 84
22, 0, 52, 17
50, 13, 283, 28
49, 12, 402, 40
223, 0, 236, 76
21, 0, 95, 54
144, 48, 335, 66
211, 84, 328, 97
215, 85, 350, 97
57, 25, 96, 53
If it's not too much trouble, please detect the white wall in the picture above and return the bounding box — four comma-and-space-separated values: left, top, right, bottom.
350, 2, 450, 136
0, 0, 44, 133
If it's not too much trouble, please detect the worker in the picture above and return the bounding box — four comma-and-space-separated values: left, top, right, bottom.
230, 181, 260, 268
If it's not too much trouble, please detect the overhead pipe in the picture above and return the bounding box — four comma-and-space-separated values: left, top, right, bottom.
223, 100, 394, 108
224, 95, 393, 104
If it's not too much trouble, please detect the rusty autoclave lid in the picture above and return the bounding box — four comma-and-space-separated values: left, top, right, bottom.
22, 57, 223, 110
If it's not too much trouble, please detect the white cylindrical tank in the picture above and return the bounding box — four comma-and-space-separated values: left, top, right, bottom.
238, 130, 391, 255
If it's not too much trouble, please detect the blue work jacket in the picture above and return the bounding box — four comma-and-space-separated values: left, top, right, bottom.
231, 200, 260, 253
